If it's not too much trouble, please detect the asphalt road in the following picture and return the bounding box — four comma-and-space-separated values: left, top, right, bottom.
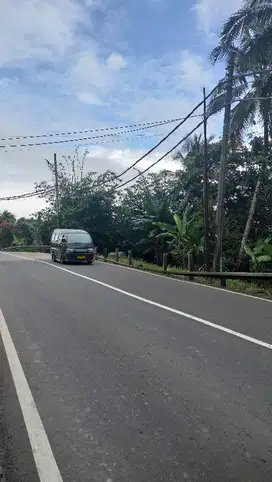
0, 252, 272, 481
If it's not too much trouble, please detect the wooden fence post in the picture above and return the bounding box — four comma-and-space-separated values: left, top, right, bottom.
162, 253, 168, 272
115, 248, 119, 263
188, 252, 194, 281
128, 249, 133, 266
220, 256, 226, 288
104, 248, 108, 260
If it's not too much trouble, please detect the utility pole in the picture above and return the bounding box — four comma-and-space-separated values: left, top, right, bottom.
203, 87, 210, 270
213, 50, 235, 271
54, 153, 60, 228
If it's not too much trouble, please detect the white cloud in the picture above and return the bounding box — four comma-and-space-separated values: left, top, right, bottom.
68, 50, 126, 104
77, 92, 103, 105
180, 51, 214, 91
107, 53, 127, 71
0, 0, 87, 65
71, 50, 108, 91
193, 0, 243, 36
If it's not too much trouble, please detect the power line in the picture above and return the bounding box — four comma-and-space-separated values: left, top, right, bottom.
0, 87, 216, 200
0, 131, 172, 153
0, 121, 199, 150
90, 85, 218, 190
115, 120, 204, 190
4, 69, 272, 201
2, 66, 271, 144
114, 75, 269, 191
2, 67, 272, 148
0, 115, 202, 143
0, 124, 169, 149
0, 186, 54, 201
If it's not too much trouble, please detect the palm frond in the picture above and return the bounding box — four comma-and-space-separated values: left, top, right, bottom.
239, 28, 272, 71
210, 45, 228, 63
230, 90, 258, 138
207, 83, 248, 118
219, 4, 272, 48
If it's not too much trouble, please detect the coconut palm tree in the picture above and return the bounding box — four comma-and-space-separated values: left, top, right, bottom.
209, 0, 272, 269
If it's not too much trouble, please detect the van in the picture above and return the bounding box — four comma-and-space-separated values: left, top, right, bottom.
50, 229, 95, 264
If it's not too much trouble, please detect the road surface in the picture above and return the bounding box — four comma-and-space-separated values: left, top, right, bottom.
0, 252, 272, 481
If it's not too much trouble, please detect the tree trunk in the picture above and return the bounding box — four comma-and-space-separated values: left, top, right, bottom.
236, 100, 269, 269
236, 174, 262, 269
203, 87, 210, 270
176, 188, 192, 214
213, 51, 235, 271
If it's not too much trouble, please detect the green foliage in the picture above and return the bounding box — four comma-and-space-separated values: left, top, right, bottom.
0, 211, 15, 248
244, 239, 272, 271
15, 218, 34, 245
153, 208, 204, 266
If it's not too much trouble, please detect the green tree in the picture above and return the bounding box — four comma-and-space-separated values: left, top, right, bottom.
0, 211, 16, 248
209, 0, 272, 268
15, 218, 34, 245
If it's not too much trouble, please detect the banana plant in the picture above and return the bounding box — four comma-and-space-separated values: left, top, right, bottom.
244, 237, 272, 271
153, 207, 204, 264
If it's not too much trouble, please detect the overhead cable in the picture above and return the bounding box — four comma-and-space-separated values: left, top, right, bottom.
116, 120, 204, 190
91, 85, 217, 189
0, 121, 191, 150
0, 115, 202, 143
0, 186, 54, 201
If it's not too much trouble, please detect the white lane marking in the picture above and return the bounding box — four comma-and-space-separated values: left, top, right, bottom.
0, 252, 36, 261
2, 251, 272, 305
96, 260, 272, 304
38, 260, 272, 351
0, 309, 63, 482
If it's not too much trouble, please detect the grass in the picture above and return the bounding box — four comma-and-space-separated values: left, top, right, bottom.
98, 254, 272, 299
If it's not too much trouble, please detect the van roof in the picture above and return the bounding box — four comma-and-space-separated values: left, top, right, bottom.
54, 229, 88, 234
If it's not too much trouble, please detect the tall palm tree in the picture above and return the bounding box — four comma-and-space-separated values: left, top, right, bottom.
209, 0, 272, 269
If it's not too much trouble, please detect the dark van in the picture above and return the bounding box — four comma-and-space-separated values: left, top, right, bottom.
50, 229, 95, 264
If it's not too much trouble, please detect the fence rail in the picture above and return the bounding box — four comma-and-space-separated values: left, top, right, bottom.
3, 246, 272, 288
100, 249, 272, 288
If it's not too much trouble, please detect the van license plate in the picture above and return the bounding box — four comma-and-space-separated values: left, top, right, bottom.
77, 256, 86, 260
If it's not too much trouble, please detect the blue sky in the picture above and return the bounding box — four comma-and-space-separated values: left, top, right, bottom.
0, 0, 242, 216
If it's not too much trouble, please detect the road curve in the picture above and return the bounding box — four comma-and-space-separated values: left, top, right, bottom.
0, 252, 272, 481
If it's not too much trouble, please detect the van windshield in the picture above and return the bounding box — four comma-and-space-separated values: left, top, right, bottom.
67, 233, 92, 244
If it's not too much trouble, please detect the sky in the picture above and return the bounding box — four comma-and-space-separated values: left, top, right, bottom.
0, 0, 243, 217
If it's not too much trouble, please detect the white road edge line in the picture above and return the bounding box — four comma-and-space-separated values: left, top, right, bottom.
38, 260, 272, 351
96, 260, 272, 304
0, 309, 63, 482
